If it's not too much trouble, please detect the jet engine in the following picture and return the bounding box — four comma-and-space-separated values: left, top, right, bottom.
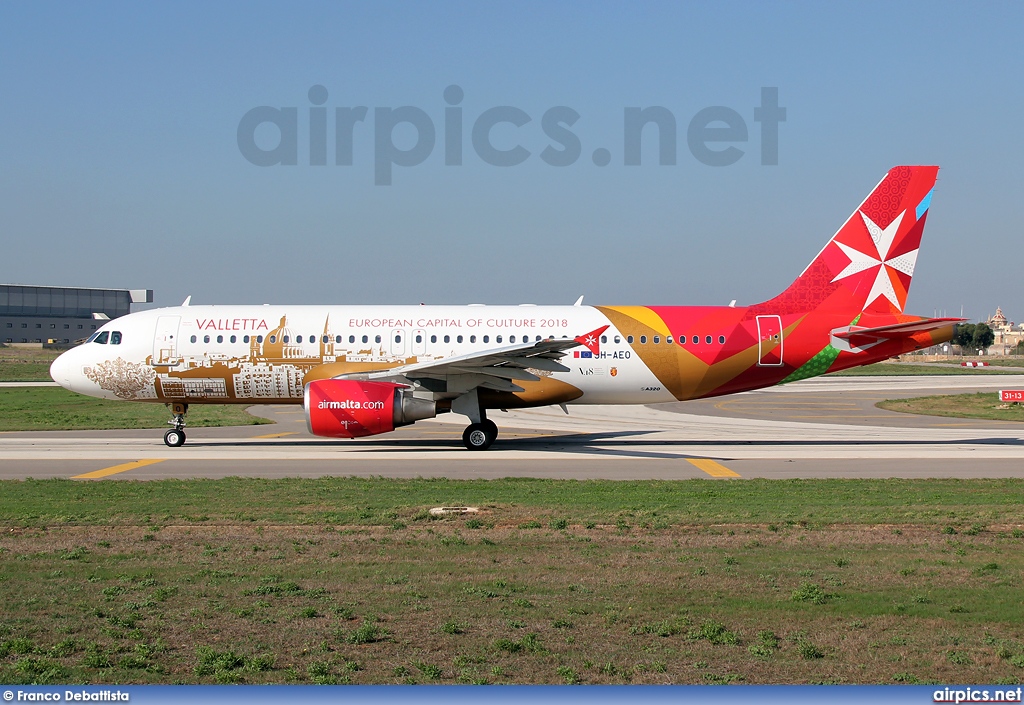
304, 379, 436, 438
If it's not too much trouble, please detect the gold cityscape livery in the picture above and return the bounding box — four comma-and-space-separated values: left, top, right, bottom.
50, 166, 961, 450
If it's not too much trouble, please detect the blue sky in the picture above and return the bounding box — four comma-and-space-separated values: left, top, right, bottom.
1, 1, 1021, 322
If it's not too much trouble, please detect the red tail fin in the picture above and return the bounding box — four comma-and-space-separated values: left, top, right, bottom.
755, 166, 938, 316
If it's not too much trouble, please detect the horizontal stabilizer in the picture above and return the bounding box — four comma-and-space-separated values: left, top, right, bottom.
831, 317, 963, 350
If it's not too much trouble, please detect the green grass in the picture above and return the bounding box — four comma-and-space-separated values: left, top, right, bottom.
829, 362, 1017, 376
878, 393, 1024, 423
0, 361, 57, 381
0, 348, 61, 382
0, 387, 271, 431
1, 479, 1023, 684
2, 477, 1023, 528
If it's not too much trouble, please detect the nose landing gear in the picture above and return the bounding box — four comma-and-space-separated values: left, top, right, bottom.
163, 402, 188, 447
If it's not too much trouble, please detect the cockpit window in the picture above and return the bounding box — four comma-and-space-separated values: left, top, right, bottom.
110, 331, 122, 345
92, 331, 109, 344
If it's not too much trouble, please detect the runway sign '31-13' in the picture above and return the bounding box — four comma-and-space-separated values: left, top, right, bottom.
1000, 390, 1024, 402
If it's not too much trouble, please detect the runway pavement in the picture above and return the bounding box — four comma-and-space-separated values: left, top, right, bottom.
1, 375, 1022, 480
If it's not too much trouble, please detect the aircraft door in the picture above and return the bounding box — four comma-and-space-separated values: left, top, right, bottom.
390, 329, 406, 357
153, 316, 181, 364
756, 315, 783, 366
412, 329, 426, 356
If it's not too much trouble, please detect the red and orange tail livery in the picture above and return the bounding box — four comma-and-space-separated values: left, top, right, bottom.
773, 165, 937, 316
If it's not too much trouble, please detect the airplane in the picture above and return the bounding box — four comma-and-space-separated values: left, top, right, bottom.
49, 165, 961, 450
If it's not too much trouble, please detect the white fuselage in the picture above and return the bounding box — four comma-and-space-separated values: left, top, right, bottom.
49, 305, 676, 406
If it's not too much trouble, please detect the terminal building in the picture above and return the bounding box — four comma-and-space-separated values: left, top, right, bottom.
1, 284, 153, 345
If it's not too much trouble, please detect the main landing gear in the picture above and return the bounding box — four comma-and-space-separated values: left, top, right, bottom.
462, 418, 498, 451
164, 402, 188, 447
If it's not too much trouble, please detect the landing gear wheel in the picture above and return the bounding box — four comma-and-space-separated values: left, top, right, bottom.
164, 428, 186, 447
482, 419, 498, 440
462, 422, 496, 451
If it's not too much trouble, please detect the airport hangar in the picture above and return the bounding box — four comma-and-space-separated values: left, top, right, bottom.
0, 284, 152, 346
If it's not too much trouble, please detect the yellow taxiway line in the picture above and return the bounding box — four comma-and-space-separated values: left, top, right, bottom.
252, 432, 299, 439
687, 458, 741, 477
72, 459, 166, 480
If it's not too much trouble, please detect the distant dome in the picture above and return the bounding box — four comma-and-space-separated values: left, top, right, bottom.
991, 307, 1008, 326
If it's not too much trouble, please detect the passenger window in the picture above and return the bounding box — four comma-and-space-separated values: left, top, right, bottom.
257, 335, 264, 343
217, 335, 223, 343
614, 336, 621, 344
470, 335, 477, 343
362, 335, 368, 344
510, 335, 516, 344
349, 335, 355, 343
653, 336, 660, 344
191, 335, 197, 343
375, 335, 381, 344
706, 335, 712, 344
679, 336, 685, 345
457, 335, 463, 343
230, 335, 236, 343
416, 334, 423, 343
627, 335, 634, 344
283, 335, 290, 343
243, 335, 249, 343
640, 335, 648, 344
395, 334, 402, 343
719, 335, 726, 344
94, 331, 109, 344
496, 335, 502, 344
483, 335, 489, 343
204, 335, 211, 343
444, 335, 450, 343
110, 331, 122, 345
429, 335, 436, 343
269, 335, 276, 343
601, 335, 607, 344
667, 336, 673, 344
692, 335, 699, 344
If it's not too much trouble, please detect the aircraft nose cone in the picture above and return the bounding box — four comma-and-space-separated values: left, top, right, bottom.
49, 350, 72, 388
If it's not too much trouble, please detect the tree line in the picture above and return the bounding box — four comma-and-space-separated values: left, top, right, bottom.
951, 322, 995, 353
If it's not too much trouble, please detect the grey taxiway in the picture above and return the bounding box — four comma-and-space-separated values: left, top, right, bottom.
1, 375, 1022, 481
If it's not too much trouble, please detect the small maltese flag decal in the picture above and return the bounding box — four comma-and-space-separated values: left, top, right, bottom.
574, 325, 609, 356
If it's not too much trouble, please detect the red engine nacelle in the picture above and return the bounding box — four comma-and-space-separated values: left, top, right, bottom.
305, 379, 436, 438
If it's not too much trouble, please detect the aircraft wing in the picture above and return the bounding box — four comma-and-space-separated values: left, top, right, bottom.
831, 317, 964, 348
336, 326, 608, 392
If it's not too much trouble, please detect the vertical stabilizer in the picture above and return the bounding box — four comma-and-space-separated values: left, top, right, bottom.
756, 165, 938, 316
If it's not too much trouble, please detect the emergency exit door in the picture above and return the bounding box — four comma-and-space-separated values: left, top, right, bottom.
153, 316, 181, 364
756, 315, 783, 366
